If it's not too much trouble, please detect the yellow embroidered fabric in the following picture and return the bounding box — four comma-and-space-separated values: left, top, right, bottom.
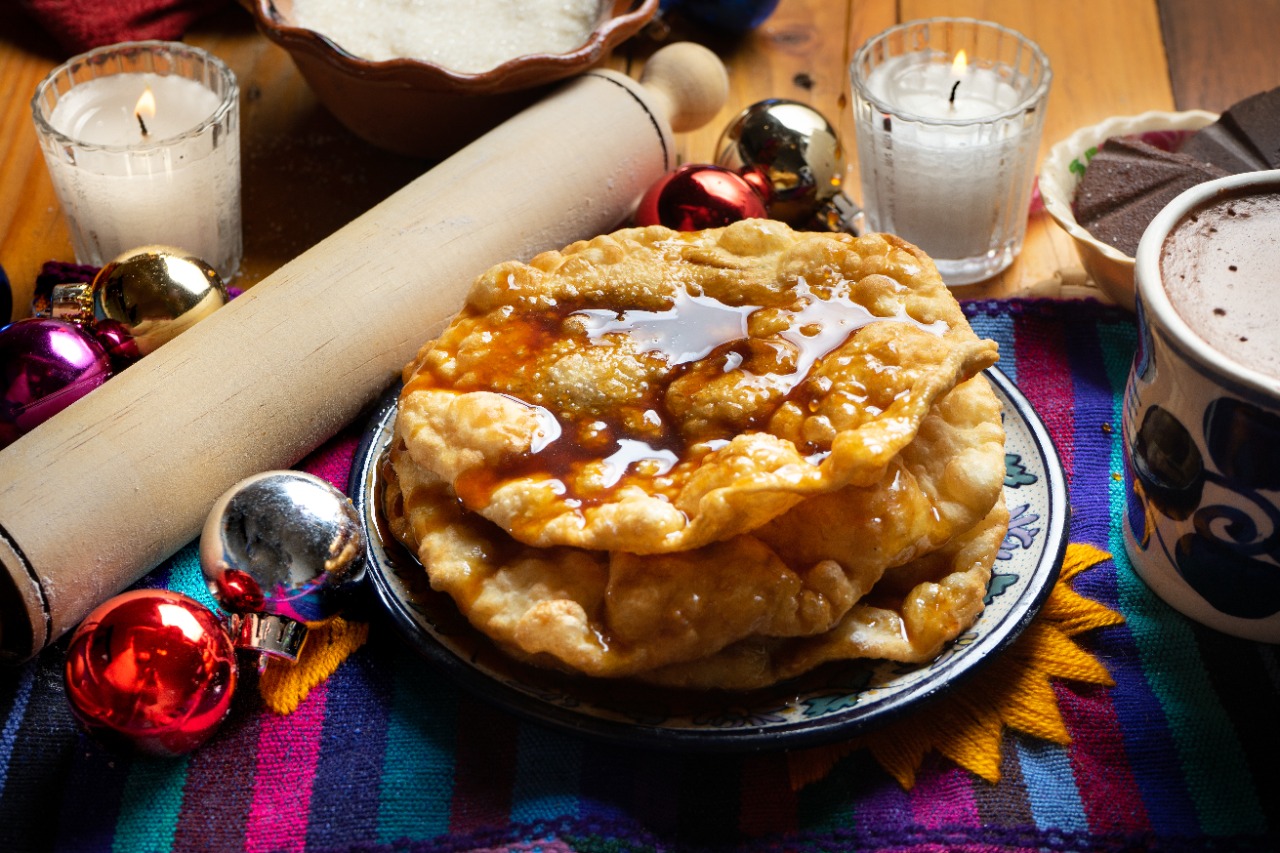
258, 616, 370, 715
786, 543, 1123, 789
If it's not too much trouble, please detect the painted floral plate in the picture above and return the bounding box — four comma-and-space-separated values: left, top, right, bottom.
349, 366, 1068, 752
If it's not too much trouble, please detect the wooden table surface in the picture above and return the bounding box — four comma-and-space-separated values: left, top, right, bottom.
2, 0, 1279, 322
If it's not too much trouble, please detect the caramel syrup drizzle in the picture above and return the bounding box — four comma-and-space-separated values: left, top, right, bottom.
419, 276, 947, 509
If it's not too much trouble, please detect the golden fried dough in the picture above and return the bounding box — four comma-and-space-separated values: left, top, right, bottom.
386, 445, 871, 678
753, 372, 1006, 578
385, 375, 1005, 684
395, 221, 998, 555
637, 496, 1010, 690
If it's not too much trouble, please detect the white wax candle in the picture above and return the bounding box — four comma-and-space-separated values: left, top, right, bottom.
853, 42, 1047, 285
34, 50, 242, 279
50, 74, 221, 146
867, 53, 1020, 121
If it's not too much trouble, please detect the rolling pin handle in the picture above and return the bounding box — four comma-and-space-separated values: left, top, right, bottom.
638, 42, 729, 133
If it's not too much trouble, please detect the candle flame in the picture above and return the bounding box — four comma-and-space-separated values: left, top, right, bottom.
135, 87, 156, 136
951, 50, 969, 75
135, 88, 157, 120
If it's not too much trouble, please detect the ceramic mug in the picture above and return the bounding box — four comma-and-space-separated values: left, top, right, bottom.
1122, 169, 1280, 642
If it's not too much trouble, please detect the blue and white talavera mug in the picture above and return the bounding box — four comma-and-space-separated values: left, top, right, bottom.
1123, 169, 1280, 643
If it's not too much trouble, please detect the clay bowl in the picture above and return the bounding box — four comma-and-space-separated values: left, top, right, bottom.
1038, 109, 1217, 311
243, 0, 659, 159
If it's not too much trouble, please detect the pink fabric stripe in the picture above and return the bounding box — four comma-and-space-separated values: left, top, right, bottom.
1056, 683, 1151, 835
911, 763, 981, 828
244, 682, 330, 852
298, 425, 361, 493
1013, 313, 1075, 477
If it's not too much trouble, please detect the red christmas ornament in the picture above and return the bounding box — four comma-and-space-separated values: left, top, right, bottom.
64, 589, 238, 757
634, 163, 768, 230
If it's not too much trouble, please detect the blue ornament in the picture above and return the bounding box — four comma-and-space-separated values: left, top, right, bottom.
661, 0, 780, 32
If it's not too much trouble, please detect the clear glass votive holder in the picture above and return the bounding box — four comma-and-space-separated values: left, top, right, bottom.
31, 41, 242, 280
850, 18, 1051, 286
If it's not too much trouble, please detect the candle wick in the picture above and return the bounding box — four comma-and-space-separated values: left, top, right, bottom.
136, 112, 149, 137
949, 80, 960, 105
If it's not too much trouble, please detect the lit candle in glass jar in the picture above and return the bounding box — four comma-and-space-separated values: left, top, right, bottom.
32, 41, 242, 280
850, 19, 1051, 285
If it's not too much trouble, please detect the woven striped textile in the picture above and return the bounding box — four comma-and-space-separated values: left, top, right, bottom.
1, 298, 1277, 852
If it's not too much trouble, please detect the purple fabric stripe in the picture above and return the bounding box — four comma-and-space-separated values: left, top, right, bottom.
1062, 315, 1120, 548
1059, 317, 1186, 833
848, 757, 913, 826
910, 760, 979, 828
1070, 320, 1135, 615
448, 695, 519, 834
307, 643, 394, 848
172, 695, 263, 850
287, 812, 1275, 853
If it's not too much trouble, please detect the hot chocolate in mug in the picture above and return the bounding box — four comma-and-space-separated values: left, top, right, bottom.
1123, 169, 1280, 643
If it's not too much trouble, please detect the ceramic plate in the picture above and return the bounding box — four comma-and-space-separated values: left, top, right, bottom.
350, 367, 1068, 752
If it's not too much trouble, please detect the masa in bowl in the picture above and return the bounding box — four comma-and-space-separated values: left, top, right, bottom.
243, 0, 659, 159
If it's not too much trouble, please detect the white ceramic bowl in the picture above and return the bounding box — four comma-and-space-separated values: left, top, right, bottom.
1038, 110, 1217, 311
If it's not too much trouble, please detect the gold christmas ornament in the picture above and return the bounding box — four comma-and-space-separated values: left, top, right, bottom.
52, 245, 229, 358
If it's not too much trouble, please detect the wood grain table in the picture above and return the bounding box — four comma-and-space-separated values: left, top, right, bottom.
2, 0, 1278, 319
2, 7, 1280, 851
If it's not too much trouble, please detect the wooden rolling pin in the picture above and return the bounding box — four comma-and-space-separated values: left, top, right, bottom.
0, 43, 728, 663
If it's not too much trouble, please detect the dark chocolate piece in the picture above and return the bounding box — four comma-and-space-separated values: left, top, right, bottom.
1072, 136, 1228, 257
1179, 86, 1280, 173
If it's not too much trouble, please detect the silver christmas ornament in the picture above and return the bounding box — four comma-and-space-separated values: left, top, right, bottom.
200, 470, 365, 663
715, 99, 853, 230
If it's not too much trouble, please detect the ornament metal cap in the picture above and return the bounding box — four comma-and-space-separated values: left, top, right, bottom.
228, 611, 309, 663
49, 281, 94, 324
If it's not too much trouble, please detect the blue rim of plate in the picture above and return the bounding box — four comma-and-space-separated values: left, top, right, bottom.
349, 365, 1069, 752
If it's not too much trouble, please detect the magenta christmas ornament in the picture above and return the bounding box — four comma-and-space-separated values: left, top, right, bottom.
0, 317, 112, 448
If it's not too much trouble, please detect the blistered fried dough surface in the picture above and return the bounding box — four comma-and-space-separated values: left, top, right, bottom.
385, 374, 1006, 683
637, 496, 1010, 691
395, 221, 999, 555
386, 446, 869, 678
754, 373, 1006, 576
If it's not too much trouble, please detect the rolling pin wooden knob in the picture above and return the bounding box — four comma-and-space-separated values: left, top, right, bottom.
0, 43, 728, 662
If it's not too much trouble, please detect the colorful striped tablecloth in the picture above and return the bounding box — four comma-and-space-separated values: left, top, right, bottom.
1, 298, 1277, 852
